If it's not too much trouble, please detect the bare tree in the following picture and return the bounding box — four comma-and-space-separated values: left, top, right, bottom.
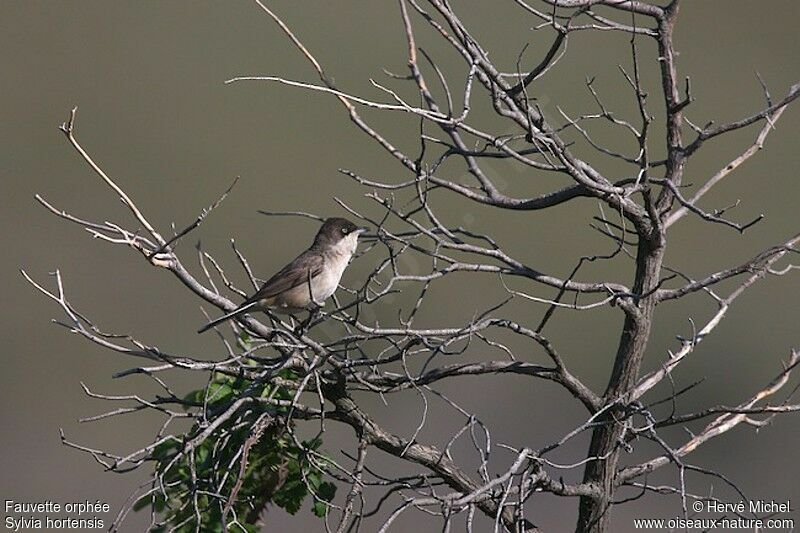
25, 1, 800, 532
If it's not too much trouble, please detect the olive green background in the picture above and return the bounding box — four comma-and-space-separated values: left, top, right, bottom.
1, 1, 798, 531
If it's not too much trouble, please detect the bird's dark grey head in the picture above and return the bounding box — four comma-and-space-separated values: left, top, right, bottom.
313, 217, 367, 248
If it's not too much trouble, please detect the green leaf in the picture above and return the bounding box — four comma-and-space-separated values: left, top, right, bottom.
318, 481, 337, 502
312, 500, 328, 518
311, 480, 337, 518
132, 496, 151, 512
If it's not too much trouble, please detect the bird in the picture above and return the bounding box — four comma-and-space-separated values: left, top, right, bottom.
198, 217, 368, 333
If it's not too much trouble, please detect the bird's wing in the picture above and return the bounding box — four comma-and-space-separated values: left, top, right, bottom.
197, 251, 325, 334
244, 250, 325, 305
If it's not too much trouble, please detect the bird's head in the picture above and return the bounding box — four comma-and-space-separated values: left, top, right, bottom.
314, 217, 369, 255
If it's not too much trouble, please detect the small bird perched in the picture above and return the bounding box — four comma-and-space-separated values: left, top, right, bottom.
198, 217, 368, 333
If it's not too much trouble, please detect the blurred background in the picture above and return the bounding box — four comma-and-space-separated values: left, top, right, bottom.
1, 1, 798, 531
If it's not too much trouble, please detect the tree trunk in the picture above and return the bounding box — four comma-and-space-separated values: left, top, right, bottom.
576, 236, 664, 532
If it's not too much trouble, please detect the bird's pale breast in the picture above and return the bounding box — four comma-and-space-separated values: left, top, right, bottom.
264, 248, 352, 312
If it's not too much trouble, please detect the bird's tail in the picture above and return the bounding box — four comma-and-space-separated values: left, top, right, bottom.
197, 300, 260, 334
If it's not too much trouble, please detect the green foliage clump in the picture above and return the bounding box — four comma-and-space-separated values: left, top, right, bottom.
135, 363, 336, 531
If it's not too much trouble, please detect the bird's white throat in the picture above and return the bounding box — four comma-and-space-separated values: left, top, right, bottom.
329, 231, 361, 258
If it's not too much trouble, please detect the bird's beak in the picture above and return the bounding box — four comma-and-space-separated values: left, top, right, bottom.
355, 227, 369, 235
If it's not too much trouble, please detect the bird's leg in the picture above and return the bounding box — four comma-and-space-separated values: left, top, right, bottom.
296, 307, 321, 334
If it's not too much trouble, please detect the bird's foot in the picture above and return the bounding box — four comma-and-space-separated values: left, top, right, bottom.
296, 307, 322, 334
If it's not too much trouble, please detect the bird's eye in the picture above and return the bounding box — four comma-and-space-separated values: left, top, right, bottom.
342, 228, 349, 234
